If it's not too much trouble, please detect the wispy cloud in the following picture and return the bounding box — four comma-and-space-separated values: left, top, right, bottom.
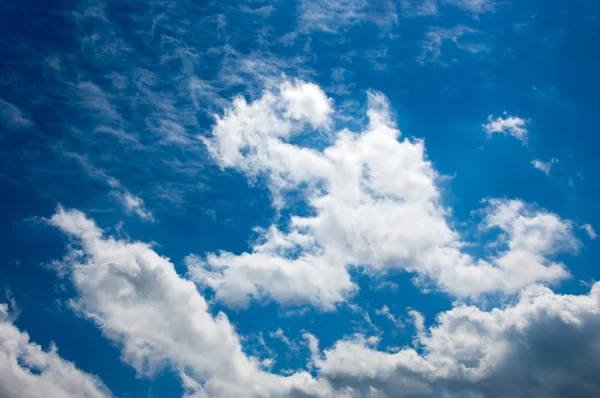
375, 305, 405, 329
418, 25, 488, 65
113, 191, 155, 222
581, 224, 597, 240
0, 301, 111, 397
442, 0, 496, 17
61, 151, 154, 222
0, 98, 33, 129
483, 112, 529, 143
400, 0, 439, 18
531, 158, 558, 175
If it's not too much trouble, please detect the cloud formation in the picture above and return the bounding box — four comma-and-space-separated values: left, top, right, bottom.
46, 208, 600, 397
531, 158, 558, 176
581, 224, 597, 240
442, 0, 495, 16
190, 80, 580, 310
48, 207, 330, 398
483, 113, 529, 143
418, 25, 488, 65
319, 281, 600, 397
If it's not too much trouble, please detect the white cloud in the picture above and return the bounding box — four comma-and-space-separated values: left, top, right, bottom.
581, 224, 597, 240
77, 81, 122, 123
114, 191, 155, 222
400, 0, 439, 17
318, 281, 600, 397
442, 0, 495, 16
192, 80, 580, 310
48, 208, 332, 398
483, 113, 529, 143
418, 26, 488, 65
294, 0, 397, 36
375, 306, 404, 329
0, 97, 34, 129
407, 310, 425, 336
61, 151, 154, 222
297, 0, 366, 34
0, 303, 111, 398
47, 208, 600, 397
269, 328, 299, 351
531, 158, 558, 176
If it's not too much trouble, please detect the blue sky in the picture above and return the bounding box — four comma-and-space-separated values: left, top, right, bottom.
1, 0, 600, 397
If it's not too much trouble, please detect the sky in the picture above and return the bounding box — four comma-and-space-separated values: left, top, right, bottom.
1, 0, 600, 397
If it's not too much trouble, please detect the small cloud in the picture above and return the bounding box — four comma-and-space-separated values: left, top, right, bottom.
0, 98, 34, 129
418, 25, 487, 66
400, 0, 439, 18
375, 305, 404, 329
268, 328, 298, 351
239, 5, 275, 18
482, 112, 529, 143
442, 0, 496, 17
531, 158, 558, 176
114, 191, 155, 222
581, 224, 597, 240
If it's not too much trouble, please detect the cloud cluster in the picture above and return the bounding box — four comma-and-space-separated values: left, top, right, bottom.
320, 281, 600, 397
189, 80, 579, 310
48, 207, 329, 398
43, 208, 600, 398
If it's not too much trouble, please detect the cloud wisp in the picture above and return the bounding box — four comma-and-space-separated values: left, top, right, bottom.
483, 113, 529, 144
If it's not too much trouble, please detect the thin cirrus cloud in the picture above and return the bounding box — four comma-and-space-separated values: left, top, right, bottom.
418, 25, 488, 65
189, 79, 580, 310
60, 151, 155, 223
402, 0, 496, 18
442, 0, 496, 16
0, 97, 34, 130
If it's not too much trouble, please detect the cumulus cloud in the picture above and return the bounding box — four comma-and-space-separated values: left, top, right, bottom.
531, 158, 558, 176
0, 303, 111, 398
190, 80, 580, 310
483, 113, 529, 143
318, 282, 600, 397
48, 207, 331, 398
47, 207, 600, 398
581, 224, 597, 240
